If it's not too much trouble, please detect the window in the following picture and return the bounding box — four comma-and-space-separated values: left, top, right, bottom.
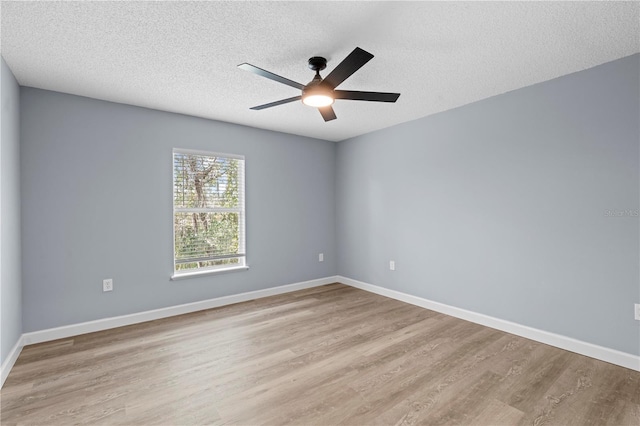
172, 149, 246, 277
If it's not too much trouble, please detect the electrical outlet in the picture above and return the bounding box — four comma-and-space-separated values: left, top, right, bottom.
389, 260, 395, 271
103, 279, 113, 292
319, 253, 324, 262
635, 303, 640, 321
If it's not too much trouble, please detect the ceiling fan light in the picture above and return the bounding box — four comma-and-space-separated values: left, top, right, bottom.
302, 94, 334, 107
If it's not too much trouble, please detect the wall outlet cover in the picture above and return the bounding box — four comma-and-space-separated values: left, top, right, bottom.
103, 279, 113, 292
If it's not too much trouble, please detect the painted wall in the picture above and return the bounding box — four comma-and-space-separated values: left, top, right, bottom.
336, 54, 640, 355
20, 88, 336, 332
1, 57, 22, 365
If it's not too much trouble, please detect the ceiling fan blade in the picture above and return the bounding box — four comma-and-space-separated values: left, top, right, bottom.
334, 90, 400, 103
318, 106, 337, 122
321, 47, 374, 89
238, 63, 305, 90
250, 96, 302, 110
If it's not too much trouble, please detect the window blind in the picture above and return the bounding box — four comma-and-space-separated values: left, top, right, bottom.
173, 149, 246, 273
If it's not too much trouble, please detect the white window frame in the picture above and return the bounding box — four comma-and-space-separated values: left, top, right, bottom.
171, 148, 248, 280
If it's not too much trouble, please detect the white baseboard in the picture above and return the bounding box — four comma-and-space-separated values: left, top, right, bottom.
1, 336, 24, 387
22, 276, 339, 346
337, 275, 640, 372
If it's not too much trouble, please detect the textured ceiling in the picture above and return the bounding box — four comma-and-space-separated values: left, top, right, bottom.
1, 1, 638, 142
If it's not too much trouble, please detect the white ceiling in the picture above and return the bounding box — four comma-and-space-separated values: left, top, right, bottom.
1, 1, 638, 142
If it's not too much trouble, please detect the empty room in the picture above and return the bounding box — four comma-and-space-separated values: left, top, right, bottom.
1, 1, 639, 424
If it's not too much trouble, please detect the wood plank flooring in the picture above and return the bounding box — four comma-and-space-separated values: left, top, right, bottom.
1, 283, 639, 425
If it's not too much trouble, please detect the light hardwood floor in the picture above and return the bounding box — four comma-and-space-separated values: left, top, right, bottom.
1, 283, 639, 425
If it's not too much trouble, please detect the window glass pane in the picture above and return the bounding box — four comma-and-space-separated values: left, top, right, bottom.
174, 211, 241, 265
173, 153, 241, 209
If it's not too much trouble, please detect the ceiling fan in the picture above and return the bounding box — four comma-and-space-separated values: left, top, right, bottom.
238, 47, 400, 122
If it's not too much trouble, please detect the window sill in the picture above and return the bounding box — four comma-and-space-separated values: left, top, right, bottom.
171, 265, 249, 281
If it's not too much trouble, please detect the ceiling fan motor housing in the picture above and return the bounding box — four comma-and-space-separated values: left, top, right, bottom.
303, 56, 332, 105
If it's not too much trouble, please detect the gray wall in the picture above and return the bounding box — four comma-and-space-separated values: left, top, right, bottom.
1, 57, 22, 365
336, 54, 640, 355
20, 88, 336, 332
